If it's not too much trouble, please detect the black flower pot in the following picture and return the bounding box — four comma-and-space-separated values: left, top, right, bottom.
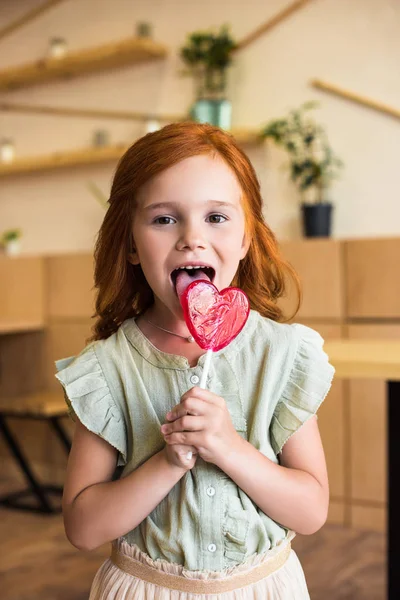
301, 202, 333, 237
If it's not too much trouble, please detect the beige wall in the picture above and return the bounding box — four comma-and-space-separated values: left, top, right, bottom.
0, 0, 399, 254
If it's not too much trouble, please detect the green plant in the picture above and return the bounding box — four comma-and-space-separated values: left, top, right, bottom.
179, 25, 237, 98
1, 228, 21, 243
261, 102, 343, 203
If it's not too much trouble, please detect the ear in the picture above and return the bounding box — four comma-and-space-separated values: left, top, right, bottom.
128, 246, 140, 266
239, 232, 251, 260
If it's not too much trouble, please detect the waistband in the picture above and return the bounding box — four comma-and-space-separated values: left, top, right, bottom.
110, 540, 292, 594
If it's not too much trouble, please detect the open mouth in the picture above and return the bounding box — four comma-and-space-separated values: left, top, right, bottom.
171, 265, 216, 296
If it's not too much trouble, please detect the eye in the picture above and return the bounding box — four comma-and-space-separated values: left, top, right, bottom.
154, 216, 176, 225
207, 213, 227, 224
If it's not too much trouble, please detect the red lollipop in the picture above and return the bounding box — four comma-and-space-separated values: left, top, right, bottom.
180, 280, 250, 351
180, 279, 250, 387
178, 278, 249, 461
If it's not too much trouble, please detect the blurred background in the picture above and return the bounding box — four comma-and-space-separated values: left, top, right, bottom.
0, 0, 398, 598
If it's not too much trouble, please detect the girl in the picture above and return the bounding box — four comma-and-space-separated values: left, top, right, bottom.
55, 121, 335, 599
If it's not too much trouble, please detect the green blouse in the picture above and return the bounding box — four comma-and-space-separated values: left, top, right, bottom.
55, 310, 335, 572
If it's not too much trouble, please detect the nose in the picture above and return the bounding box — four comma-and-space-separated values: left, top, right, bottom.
175, 221, 206, 252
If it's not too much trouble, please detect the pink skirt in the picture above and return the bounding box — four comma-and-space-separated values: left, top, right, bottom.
89, 532, 310, 599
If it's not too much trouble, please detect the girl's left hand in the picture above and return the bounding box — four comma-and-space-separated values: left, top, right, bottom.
160, 387, 241, 465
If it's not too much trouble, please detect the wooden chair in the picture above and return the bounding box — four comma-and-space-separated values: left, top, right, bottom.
0, 391, 71, 513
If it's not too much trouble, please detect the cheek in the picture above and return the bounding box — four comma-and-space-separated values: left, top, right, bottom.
135, 229, 169, 257
221, 230, 246, 257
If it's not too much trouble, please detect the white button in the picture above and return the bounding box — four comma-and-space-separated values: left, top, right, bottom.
206, 486, 215, 497
190, 375, 200, 384
208, 543, 217, 553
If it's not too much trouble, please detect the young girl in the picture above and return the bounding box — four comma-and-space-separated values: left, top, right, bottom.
55, 121, 335, 599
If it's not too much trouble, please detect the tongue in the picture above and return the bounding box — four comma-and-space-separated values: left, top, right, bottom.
175, 269, 211, 298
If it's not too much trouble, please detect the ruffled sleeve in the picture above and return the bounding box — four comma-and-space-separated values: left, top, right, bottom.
270, 324, 335, 456
55, 344, 127, 466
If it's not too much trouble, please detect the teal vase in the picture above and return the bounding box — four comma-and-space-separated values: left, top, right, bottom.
189, 98, 232, 130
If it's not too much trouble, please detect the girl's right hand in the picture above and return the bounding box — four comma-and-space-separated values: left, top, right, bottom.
163, 443, 197, 470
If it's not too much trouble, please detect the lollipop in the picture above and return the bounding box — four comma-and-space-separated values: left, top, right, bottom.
178, 277, 249, 460
180, 278, 250, 387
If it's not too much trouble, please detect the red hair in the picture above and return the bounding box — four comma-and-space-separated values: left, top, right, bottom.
89, 122, 301, 342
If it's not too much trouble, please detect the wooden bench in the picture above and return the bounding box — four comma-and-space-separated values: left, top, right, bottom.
0, 391, 71, 513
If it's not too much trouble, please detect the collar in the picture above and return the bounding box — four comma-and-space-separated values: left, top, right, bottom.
121, 310, 258, 370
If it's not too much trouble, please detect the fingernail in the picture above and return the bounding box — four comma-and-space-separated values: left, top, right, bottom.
166, 411, 172, 419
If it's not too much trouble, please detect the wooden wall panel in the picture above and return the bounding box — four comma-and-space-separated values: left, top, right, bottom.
297, 322, 345, 513
328, 501, 346, 526
0, 331, 46, 398
46, 254, 95, 319
351, 505, 386, 532
346, 324, 400, 530
279, 240, 344, 320
0, 256, 45, 328
345, 237, 400, 318
318, 380, 345, 499
349, 377, 386, 503
295, 322, 346, 339
44, 319, 94, 390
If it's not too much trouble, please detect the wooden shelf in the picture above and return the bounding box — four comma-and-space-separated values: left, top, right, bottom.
0, 390, 67, 417
0, 37, 168, 91
0, 144, 130, 176
324, 339, 400, 380
0, 130, 263, 177
0, 321, 45, 335
230, 129, 264, 145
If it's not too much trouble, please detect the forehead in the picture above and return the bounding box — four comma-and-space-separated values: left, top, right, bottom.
136, 154, 243, 207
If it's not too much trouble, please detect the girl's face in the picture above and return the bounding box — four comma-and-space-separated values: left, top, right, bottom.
131, 154, 250, 321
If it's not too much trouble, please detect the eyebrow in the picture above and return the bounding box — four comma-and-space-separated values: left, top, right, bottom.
144, 200, 238, 212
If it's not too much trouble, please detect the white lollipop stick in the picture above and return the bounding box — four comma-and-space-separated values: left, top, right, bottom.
199, 348, 213, 388
186, 348, 213, 460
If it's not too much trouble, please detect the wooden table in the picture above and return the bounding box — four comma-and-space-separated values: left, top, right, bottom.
324, 339, 400, 600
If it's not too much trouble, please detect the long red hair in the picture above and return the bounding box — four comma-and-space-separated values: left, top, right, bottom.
89, 121, 301, 342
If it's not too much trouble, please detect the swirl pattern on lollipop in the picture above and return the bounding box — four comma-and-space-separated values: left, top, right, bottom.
180, 280, 250, 351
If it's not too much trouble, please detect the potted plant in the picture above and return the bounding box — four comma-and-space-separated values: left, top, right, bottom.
1, 228, 22, 256
260, 102, 343, 237
179, 24, 237, 129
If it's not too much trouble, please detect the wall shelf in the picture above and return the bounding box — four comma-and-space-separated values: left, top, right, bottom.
0, 390, 66, 417
0, 130, 263, 177
0, 321, 45, 335
0, 37, 168, 91
230, 129, 264, 145
0, 144, 130, 176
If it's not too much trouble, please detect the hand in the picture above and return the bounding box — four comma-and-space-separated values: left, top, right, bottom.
163, 443, 198, 471
161, 387, 241, 466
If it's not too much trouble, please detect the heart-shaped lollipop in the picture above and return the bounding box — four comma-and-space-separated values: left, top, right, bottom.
179, 279, 250, 460
180, 279, 250, 351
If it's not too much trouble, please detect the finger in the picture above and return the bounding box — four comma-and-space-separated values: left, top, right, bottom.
180, 386, 224, 407
164, 432, 201, 447
166, 398, 206, 421
175, 443, 197, 452
161, 415, 205, 435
